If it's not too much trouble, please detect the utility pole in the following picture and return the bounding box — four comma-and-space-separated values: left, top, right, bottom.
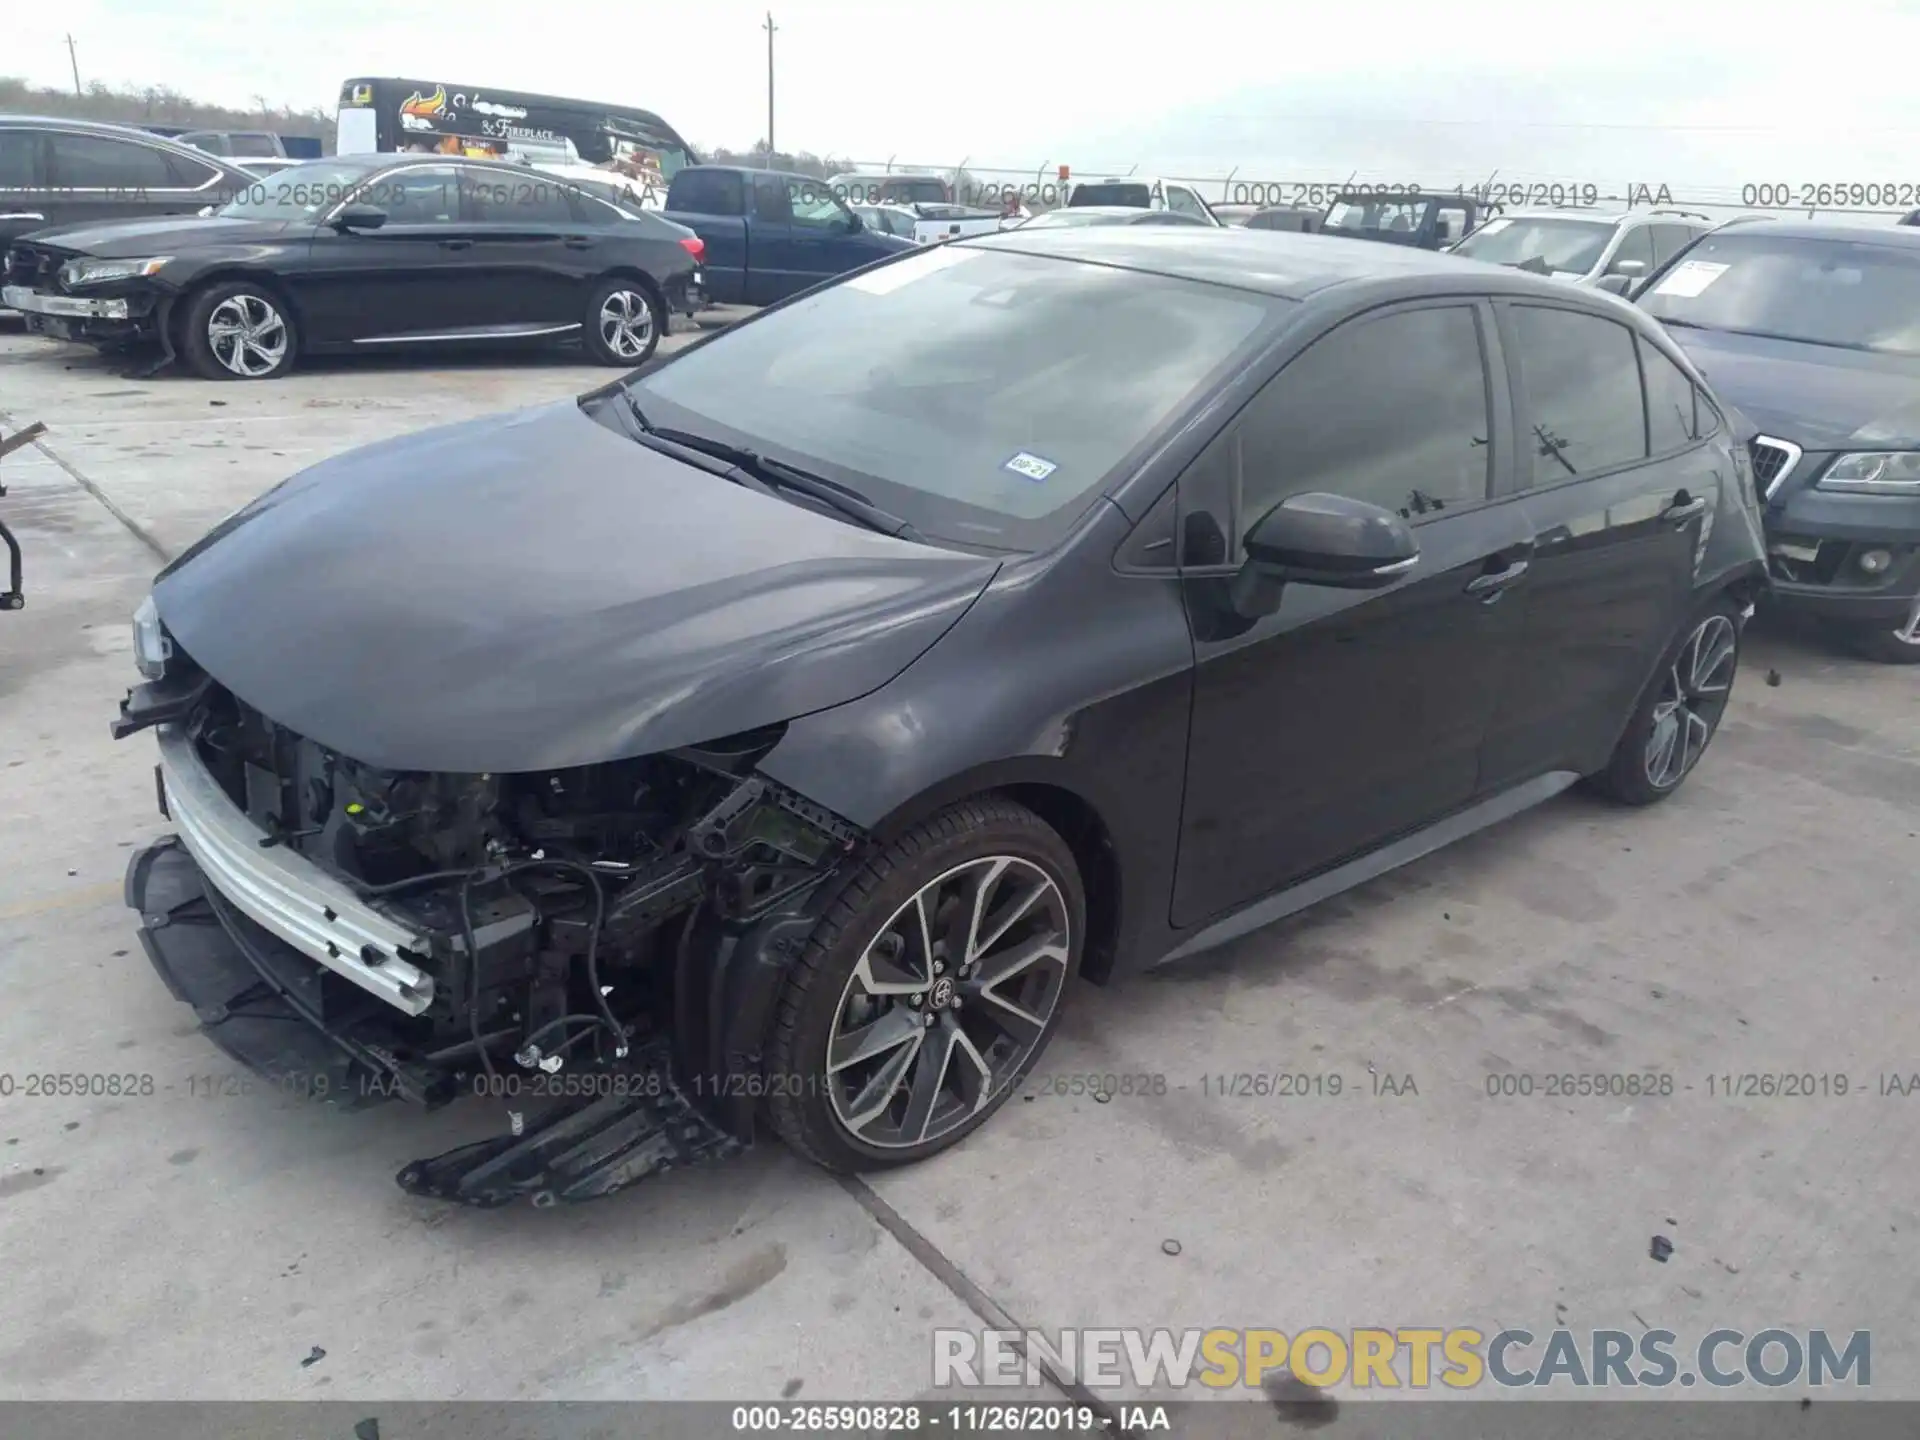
65, 34, 81, 96
763, 12, 777, 166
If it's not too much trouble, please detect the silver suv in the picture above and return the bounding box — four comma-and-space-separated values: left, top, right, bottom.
1448, 208, 1712, 290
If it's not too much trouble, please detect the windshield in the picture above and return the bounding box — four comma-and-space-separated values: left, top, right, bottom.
626, 246, 1287, 550
1452, 216, 1614, 273
1639, 232, 1920, 357
213, 159, 387, 219
1071, 183, 1152, 208
1325, 198, 1433, 234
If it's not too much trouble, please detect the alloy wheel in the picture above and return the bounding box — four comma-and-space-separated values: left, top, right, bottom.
598, 290, 655, 360
825, 856, 1070, 1151
1644, 613, 1739, 790
206, 294, 287, 377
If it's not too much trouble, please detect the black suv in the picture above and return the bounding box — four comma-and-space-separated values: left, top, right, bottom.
1637, 220, 1920, 662
114, 231, 1765, 1202
0, 116, 255, 260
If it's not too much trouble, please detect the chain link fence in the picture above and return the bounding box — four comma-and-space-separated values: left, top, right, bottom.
828, 160, 1918, 221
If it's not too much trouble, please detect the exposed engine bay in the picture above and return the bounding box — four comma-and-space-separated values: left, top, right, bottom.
118, 647, 864, 1206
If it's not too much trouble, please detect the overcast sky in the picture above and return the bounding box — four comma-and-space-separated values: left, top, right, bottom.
15, 0, 1920, 202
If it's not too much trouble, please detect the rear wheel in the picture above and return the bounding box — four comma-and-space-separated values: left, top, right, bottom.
1585, 597, 1743, 806
181, 280, 296, 380
765, 798, 1083, 1173
1828, 598, 1920, 664
583, 277, 662, 366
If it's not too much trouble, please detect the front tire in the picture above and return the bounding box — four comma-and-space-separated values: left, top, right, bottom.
181, 280, 296, 381
1585, 596, 1743, 806
765, 798, 1084, 1173
1827, 600, 1920, 664
583, 276, 663, 366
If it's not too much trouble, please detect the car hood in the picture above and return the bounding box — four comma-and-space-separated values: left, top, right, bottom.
1665, 326, 1920, 450
21, 215, 297, 256
151, 399, 1000, 774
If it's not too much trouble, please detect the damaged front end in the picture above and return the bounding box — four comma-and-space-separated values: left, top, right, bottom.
116, 648, 863, 1207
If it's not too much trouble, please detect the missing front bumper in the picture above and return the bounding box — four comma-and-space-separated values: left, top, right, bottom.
130, 837, 757, 1202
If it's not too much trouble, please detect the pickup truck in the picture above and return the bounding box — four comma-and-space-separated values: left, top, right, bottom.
663, 165, 914, 305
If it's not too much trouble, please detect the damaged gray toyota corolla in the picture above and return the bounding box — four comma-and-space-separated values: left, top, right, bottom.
114, 233, 1765, 1208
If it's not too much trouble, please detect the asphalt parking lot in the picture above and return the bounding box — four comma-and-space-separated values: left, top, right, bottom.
1, 319, 1915, 1407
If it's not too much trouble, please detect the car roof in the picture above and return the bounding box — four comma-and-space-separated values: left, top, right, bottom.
966, 225, 1621, 302
1693, 218, 1920, 248
1489, 209, 1629, 224
0, 114, 260, 178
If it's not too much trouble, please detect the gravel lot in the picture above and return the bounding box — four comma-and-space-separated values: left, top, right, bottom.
1, 319, 1915, 1408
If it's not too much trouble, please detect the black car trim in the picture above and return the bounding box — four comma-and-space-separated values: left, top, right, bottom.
1159, 770, 1583, 965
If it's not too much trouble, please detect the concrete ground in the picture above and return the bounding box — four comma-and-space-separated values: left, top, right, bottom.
0, 320, 1915, 1410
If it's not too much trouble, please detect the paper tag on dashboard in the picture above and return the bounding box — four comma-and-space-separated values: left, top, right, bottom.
1003, 452, 1058, 481
1653, 261, 1729, 298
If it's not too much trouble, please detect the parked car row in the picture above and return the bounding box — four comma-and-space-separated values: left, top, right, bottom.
4, 148, 705, 378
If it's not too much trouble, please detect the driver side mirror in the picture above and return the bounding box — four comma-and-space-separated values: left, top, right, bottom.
1229, 492, 1420, 617
1607, 257, 1647, 278
1595, 273, 1634, 297
332, 203, 388, 232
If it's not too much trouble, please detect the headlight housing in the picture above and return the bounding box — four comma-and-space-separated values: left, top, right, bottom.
132, 595, 172, 681
1817, 452, 1920, 497
60, 256, 172, 288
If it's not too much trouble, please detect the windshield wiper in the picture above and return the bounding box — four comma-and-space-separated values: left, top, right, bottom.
625, 398, 925, 542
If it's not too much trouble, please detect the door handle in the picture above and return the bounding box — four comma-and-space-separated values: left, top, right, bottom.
1465, 558, 1530, 600
439, 238, 473, 251
1661, 490, 1708, 523
563, 236, 596, 249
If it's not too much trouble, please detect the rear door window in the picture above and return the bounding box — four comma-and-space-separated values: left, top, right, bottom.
368, 165, 462, 224
0, 130, 39, 187
47, 133, 179, 189
1640, 339, 1700, 454
464, 171, 574, 224
753, 174, 794, 223
1509, 305, 1648, 484
668, 169, 743, 216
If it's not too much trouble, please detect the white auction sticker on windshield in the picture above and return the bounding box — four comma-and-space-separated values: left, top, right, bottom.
1653, 260, 1730, 298
1004, 452, 1058, 481
843, 244, 983, 295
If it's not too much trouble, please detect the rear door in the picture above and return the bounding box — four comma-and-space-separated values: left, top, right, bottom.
292, 164, 474, 344
664, 169, 747, 303
747, 173, 799, 302
40, 129, 230, 230
0, 128, 50, 256
1172, 299, 1535, 928
458, 167, 590, 330
1476, 303, 1714, 789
